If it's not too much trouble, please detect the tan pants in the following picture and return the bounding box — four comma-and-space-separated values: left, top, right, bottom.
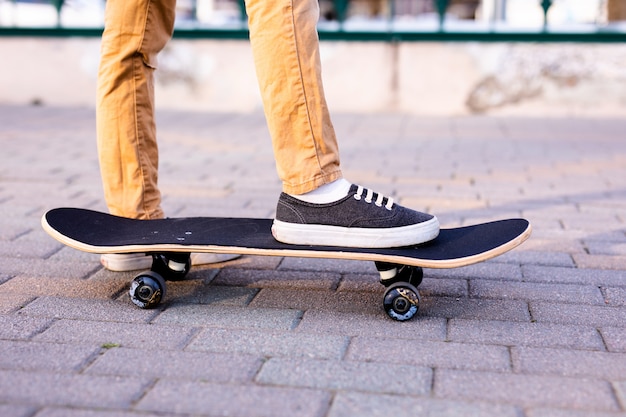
97, 0, 342, 219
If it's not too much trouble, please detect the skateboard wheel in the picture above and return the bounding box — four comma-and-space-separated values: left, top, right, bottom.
383, 282, 420, 321
129, 271, 166, 309
151, 253, 191, 281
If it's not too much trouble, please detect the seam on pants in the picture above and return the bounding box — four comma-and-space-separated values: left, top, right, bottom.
134, 0, 152, 217
131, 54, 148, 217
288, 0, 325, 176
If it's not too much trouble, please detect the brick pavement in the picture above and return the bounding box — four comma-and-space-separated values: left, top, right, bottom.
0, 104, 625, 417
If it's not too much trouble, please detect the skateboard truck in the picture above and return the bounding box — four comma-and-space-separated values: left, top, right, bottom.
150, 252, 191, 280
375, 261, 423, 287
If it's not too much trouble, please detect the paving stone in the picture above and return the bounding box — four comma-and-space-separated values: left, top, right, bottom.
328, 392, 521, 417
187, 327, 348, 359
496, 250, 575, 267
0, 272, 14, 285
604, 287, 626, 306
296, 309, 447, 340
0, 340, 99, 372
469, 280, 605, 305
0, 314, 52, 340
153, 303, 302, 330
526, 409, 626, 417
574, 254, 626, 270
87, 347, 261, 382
448, 319, 605, 350
585, 241, 626, 256
348, 336, 511, 372
46, 246, 104, 263
135, 380, 330, 417
213, 268, 341, 290
0, 238, 61, 260
529, 228, 591, 242
34, 408, 168, 417
335, 272, 389, 293
0, 258, 35, 279
33, 319, 195, 349
165, 282, 258, 306
0, 370, 150, 409
0, 221, 33, 241
214, 254, 283, 270
278, 257, 376, 275
522, 265, 626, 286
416, 277, 471, 298
560, 217, 622, 233
0, 293, 36, 313
425, 262, 523, 281
0, 276, 127, 299
530, 301, 626, 327
420, 296, 531, 321
0, 404, 35, 417
17, 296, 159, 323
0, 256, 43, 280
0, 258, 99, 279
601, 327, 626, 353
249, 287, 383, 315
339, 274, 469, 298
520, 237, 587, 255
512, 346, 626, 379
434, 369, 620, 410
614, 381, 626, 411
257, 357, 432, 395
580, 228, 626, 244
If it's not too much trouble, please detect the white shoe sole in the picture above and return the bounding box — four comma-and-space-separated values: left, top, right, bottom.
101, 252, 240, 272
271, 216, 440, 248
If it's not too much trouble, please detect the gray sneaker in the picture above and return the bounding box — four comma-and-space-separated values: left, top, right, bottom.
272, 184, 439, 248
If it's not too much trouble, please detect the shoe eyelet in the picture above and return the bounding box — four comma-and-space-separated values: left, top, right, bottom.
354, 195, 361, 201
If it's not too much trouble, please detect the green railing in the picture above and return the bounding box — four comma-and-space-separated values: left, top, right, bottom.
1, 0, 625, 42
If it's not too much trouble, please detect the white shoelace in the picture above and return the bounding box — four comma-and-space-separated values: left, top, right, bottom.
353, 185, 394, 210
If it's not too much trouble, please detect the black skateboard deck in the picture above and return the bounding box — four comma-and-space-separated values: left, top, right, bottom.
42, 207, 531, 320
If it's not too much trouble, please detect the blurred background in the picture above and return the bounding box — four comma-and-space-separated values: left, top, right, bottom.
0, 0, 622, 29
0, 0, 625, 115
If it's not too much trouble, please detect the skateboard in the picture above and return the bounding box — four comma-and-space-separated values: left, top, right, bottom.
42, 207, 531, 321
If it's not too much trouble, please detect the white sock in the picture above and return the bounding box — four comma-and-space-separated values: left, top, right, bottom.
289, 178, 352, 204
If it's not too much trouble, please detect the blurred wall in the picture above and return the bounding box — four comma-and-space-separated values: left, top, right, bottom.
0, 37, 625, 116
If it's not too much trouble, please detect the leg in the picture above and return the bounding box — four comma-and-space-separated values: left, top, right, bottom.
245, 0, 342, 195
245, 0, 439, 247
97, 0, 242, 271
96, 0, 176, 220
